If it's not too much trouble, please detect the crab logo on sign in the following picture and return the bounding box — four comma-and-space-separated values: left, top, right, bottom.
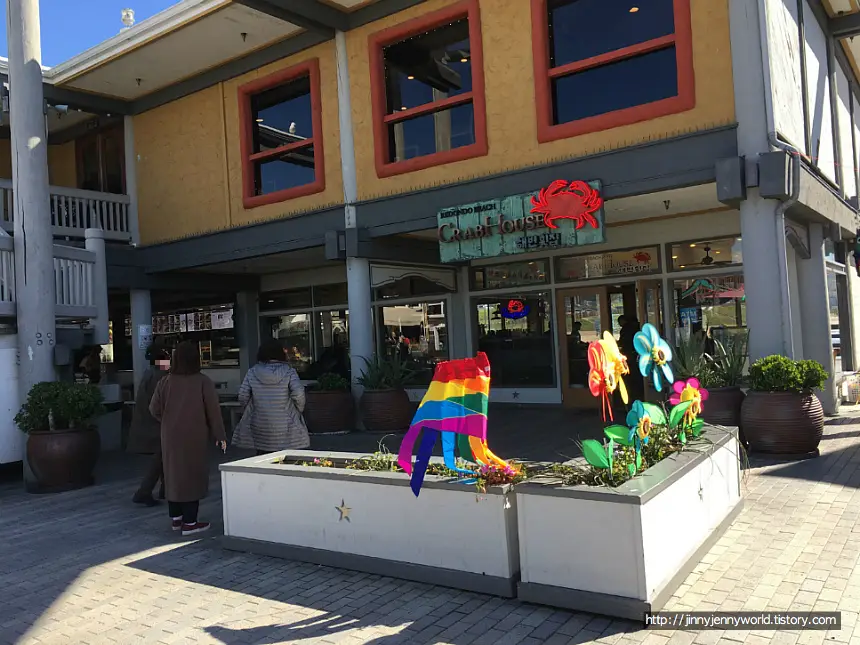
502, 299, 530, 320
530, 180, 603, 230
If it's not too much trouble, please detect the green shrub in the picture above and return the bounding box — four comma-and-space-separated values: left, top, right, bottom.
15, 381, 104, 433
748, 355, 828, 393
356, 354, 415, 390
315, 373, 350, 391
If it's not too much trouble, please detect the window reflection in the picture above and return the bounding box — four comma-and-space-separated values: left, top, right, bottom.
670, 237, 743, 271
378, 301, 449, 386
673, 275, 746, 347
474, 294, 555, 387
267, 314, 313, 377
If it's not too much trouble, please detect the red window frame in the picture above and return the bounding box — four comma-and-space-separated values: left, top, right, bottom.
238, 58, 325, 210
368, 0, 488, 179
531, 0, 695, 144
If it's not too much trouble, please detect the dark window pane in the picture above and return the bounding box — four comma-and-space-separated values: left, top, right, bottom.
669, 237, 743, 272
251, 77, 313, 154
100, 131, 125, 194
388, 104, 475, 162
260, 288, 312, 312
383, 19, 472, 114
313, 283, 349, 307
471, 261, 549, 290
373, 275, 456, 301
474, 293, 556, 387
552, 47, 678, 125
253, 145, 315, 196
548, 0, 675, 67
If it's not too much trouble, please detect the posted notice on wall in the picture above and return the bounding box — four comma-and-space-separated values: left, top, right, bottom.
138, 324, 152, 350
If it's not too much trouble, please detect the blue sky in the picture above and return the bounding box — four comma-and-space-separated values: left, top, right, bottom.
0, 1, 181, 67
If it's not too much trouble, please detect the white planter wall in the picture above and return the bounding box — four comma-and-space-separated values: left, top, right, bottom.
0, 334, 21, 464
516, 431, 742, 619
221, 451, 520, 597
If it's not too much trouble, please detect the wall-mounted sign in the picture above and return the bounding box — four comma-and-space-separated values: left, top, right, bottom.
501, 299, 530, 319
437, 180, 605, 263
556, 246, 660, 281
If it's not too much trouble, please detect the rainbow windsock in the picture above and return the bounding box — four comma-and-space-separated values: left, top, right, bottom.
397, 352, 510, 497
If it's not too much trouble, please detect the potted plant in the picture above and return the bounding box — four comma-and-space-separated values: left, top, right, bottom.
701, 331, 749, 428
741, 355, 828, 456
357, 355, 416, 433
304, 373, 355, 435
16, 381, 105, 493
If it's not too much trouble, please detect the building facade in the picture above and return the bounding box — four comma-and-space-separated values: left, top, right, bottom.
3, 0, 859, 418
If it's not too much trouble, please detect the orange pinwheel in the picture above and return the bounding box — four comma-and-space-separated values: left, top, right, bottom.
587, 341, 617, 422
599, 331, 629, 406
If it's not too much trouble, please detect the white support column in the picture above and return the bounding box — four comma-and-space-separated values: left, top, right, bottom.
123, 115, 141, 246
84, 229, 109, 345
336, 29, 374, 402
9, 0, 56, 490
130, 289, 151, 395
740, 194, 793, 360
798, 224, 838, 414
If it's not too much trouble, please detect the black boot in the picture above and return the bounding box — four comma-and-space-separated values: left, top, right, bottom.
132, 490, 159, 507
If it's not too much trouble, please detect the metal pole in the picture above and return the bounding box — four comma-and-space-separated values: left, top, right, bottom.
8, 0, 56, 491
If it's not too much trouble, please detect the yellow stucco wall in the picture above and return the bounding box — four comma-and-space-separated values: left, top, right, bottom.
134, 40, 343, 245
347, 0, 736, 200
0, 140, 77, 187
47, 142, 77, 188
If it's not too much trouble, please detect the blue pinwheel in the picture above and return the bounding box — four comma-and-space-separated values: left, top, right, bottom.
633, 323, 675, 392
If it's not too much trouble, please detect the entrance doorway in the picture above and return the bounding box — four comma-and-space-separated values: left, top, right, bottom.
556, 280, 663, 408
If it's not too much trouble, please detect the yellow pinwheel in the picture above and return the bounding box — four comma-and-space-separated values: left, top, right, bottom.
599, 331, 629, 405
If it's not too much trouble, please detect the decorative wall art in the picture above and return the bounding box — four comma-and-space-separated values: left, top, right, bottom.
397, 352, 511, 497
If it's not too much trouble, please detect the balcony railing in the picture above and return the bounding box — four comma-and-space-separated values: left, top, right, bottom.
0, 179, 132, 241
0, 236, 98, 319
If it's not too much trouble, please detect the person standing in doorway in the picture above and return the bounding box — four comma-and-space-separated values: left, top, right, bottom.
80, 346, 103, 384
233, 338, 309, 456
149, 341, 226, 536
127, 343, 171, 506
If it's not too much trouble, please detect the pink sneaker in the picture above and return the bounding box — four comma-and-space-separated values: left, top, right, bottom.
181, 522, 210, 536
171, 517, 182, 531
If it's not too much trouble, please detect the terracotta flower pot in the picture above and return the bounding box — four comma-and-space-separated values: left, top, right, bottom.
27, 427, 100, 493
360, 389, 414, 433
741, 391, 824, 456
702, 386, 746, 428
305, 390, 355, 434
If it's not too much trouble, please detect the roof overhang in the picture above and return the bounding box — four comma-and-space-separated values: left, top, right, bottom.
0, 0, 426, 119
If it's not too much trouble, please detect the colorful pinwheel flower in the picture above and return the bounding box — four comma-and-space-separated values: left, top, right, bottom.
626, 400, 652, 449
599, 331, 629, 405
633, 323, 675, 392
588, 341, 617, 421
669, 378, 709, 426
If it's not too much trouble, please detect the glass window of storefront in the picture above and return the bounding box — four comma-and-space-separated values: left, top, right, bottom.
377, 301, 449, 386
555, 247, 661, 282
672, 274, 746, 345
259, 283, 350, 379
473, 292, 555, 387
471, 260, 549, 290
668, 236, 743, 272
373, 275, 456, 301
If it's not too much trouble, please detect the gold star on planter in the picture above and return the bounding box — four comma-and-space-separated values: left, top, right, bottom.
335, 499, 351, 522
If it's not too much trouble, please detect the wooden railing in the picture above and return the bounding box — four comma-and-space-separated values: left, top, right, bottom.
0, 179, 132, 241
0, 236, 98, 319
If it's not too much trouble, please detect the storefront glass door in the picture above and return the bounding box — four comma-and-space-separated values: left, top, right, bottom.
557, 287, 608, 408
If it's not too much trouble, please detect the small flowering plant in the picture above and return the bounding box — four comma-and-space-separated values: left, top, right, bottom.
475, 461, 526, 492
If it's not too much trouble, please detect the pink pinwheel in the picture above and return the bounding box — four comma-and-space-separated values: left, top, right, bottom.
670, 378, 709, 426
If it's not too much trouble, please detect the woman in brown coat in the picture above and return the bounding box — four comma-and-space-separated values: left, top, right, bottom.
128, 343, 171, 506
149, 341, 227, 536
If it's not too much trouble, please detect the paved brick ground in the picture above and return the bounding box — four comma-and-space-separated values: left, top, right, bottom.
2, 411, 860, 645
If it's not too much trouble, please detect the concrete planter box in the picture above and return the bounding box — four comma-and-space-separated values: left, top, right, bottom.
516, 428, 743, 619
220, 451, 519, 597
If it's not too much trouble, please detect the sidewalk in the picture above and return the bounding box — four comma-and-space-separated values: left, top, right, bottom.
1, 412, 860, 645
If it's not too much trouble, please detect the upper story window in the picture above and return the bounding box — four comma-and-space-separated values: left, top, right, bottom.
531, 0, 695, 143
238, 59, 325, 209
369, 0, 488, 178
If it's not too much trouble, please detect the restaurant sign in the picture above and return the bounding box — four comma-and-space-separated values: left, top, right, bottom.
437, 180, 606, 263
